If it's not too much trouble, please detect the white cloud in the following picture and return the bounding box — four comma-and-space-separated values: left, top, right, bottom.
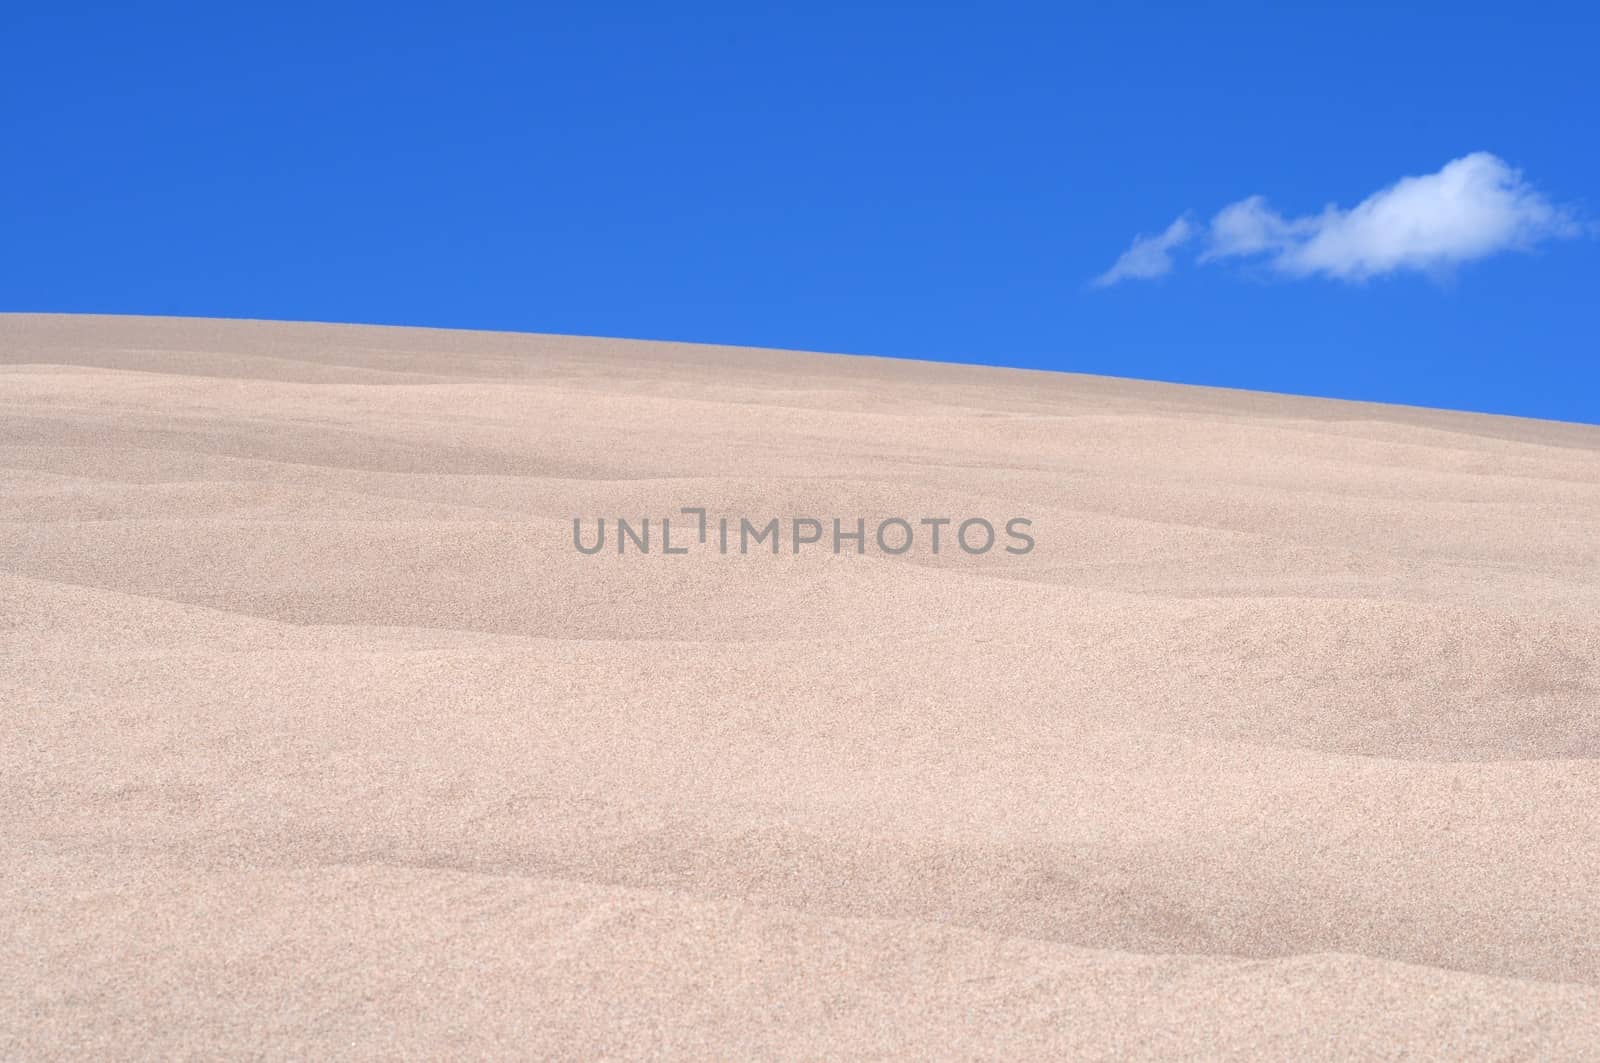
1092, 215, 1193, 287
1097, 153, 1581, 286
1201, 195, 1314, 262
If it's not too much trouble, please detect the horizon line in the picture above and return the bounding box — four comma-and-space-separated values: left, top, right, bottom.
4, 308, 1598, 432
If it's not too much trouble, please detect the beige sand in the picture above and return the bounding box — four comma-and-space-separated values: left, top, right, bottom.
3, 313, 1598, 1059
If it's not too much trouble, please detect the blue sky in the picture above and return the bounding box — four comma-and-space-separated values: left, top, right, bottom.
5, 2, 1597, 423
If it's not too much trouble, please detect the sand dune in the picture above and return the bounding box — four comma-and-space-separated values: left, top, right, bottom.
4, 313, 1599, 1058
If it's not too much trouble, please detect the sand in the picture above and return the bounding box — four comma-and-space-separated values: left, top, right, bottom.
3, 313, 1598, 1059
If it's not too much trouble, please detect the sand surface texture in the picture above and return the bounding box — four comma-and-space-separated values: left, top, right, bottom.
4, 314, 1599, 1059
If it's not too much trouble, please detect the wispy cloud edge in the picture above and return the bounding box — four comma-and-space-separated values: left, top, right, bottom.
1092, 215, 1194, 287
